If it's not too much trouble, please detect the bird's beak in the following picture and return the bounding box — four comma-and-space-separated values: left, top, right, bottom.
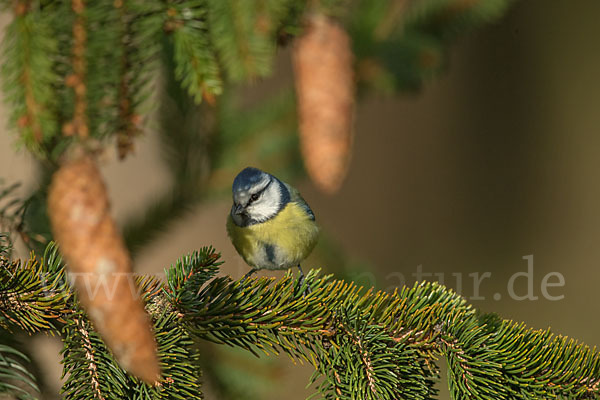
233, 204, 244, 215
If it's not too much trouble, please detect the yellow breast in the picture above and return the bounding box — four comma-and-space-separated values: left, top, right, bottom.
226, 202, 319, 270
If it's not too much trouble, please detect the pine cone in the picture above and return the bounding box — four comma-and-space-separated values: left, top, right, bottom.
48, 156, 160, 384
293, 14, 355, 194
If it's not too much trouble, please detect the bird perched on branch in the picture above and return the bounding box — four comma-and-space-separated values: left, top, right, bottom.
226, 167, 319, 283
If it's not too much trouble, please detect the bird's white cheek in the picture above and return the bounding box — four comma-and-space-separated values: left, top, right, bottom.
248, 202, 279, 222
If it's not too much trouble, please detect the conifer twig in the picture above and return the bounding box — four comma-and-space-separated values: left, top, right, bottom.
115, 0, 140, 159
74, 317, 105, 400
15, 0, 43, 143
63, 0, 88, 138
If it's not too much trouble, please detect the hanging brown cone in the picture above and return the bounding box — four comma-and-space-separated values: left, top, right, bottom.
47, 156, 160, 384
293, 14, 355, 194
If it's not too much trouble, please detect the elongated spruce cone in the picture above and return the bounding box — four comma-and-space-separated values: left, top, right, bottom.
48, 156, 160, 384
293, 14, 355, 194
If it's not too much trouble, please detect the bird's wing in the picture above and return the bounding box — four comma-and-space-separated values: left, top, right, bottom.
283, 182, 315, 221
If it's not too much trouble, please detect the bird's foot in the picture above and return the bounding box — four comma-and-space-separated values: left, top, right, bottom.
239, 268, 257, 286
297, 265, 312, 297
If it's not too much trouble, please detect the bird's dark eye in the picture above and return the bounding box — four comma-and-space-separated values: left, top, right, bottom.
250, 193, 260, 202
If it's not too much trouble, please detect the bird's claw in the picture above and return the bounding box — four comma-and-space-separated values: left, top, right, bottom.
297, 265, 312, 297
239, 268, 257, 286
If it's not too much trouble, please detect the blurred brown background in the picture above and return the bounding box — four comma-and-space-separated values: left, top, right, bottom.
2, 0, 600, 398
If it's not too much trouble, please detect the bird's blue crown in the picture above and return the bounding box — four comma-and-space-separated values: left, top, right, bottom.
232, 167, 268, 192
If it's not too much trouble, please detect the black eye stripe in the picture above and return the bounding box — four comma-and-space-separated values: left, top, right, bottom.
248, 179, 271, 204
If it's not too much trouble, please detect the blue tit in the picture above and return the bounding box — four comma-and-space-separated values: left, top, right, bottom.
226, 167, 319, 280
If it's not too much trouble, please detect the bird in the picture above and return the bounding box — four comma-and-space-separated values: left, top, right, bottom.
226, 167, 319, 285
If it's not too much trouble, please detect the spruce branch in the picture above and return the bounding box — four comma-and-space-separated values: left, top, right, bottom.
1, 0, 60, 155
61, 278, 202, 400
0, 243, 70, 334
0, 343, 39, 399
0, 0, 519, 160
105, 0, 165, 156
81, 0, 120, 142
163, 249, 600, 400
0, 243, 598, 399
62, 316, 107, 400
114, 0, 155, 158
168, 0, 223, 103
0, 243, 202, 399
207, 0, 290, 81
62, 0, 89, 138
115, 24, 139, 158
